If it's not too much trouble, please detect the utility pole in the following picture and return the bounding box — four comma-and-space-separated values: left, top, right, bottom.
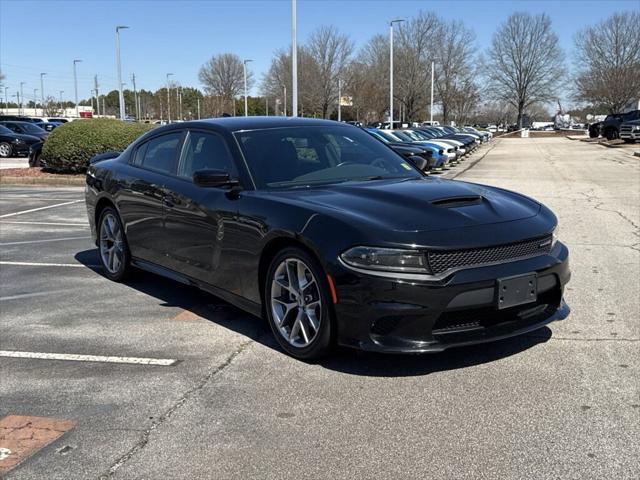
102, 97, 106, 117
430, 60, 434, 124
20, 82, 25, 115
166, 73, 173, 123
243, 59, 252, 116
40, 73, 46, 117
178, 87, 182, 120
283, 85, 287, 116
91, 90, 95, 113
265, 97, 268, 116
73, 59, 82, 117
337, 78, 342, 122
389, 19, 404, 129
131, 73, 138, 120
116, 25, 129, 120
33, 89, 38, 115
94, 75, 100, 116
291, 0, 298, 117
3, 87, 8, 114
59, 90, 64, 114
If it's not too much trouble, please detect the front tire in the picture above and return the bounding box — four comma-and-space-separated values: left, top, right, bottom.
265, 247, 333, 360
0, 142, 12, 158
98, 207, 132, 281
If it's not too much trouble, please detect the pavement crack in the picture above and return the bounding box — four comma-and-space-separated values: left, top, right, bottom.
578, 191, 640, 240
99, 340, 253, 479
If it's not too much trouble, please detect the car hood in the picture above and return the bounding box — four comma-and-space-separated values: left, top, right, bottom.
8, 133, 41, 143
269, 178, 541, 233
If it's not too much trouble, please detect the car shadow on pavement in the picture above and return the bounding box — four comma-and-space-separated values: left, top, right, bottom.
76, 249, 554, 377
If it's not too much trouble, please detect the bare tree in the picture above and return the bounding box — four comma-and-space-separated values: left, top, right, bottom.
43, 96, 62, 116
307, 26, 354, 118
434, 20, 477, 124
198, 53, 253, 113
395, 12, 439, 121
574, 12, 640, 113
352, 34, 389, 122
485, 12, 565, 127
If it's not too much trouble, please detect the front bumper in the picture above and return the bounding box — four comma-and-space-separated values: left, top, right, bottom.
332, 242, 571, 353
620, 131, 639, 140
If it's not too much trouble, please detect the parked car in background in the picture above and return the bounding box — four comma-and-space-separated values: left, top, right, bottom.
365, 128, 448, 170
619, 119, 640, 143
0, 124, 41, 157
0, 121, 49, 141
600, 110, 640, 140
85, 117, 570, 359
28, 141, 44, 167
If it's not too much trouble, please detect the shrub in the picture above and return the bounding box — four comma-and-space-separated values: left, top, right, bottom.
42, 119, 154, 172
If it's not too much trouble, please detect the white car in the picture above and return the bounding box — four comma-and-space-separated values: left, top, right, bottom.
388, 129, 460, 162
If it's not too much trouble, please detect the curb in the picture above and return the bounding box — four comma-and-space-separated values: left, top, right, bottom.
0, 176, 85, 186
634, 151, 640, 158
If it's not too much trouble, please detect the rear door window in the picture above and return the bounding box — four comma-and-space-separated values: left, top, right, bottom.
139, 132, 182, 175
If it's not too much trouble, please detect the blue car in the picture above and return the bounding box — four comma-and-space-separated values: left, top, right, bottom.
365, 128, 447, 171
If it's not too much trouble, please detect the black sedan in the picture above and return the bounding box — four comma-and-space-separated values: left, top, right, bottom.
85, 117, 571, 359
0, 125, 41, 157
0, 121, 49, 141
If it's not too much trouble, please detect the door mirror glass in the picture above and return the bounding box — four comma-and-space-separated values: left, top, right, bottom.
407, 155, 428, 171
193, 169, 238, 188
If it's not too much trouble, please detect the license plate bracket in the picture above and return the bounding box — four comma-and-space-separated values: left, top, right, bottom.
497, 273, 537, 309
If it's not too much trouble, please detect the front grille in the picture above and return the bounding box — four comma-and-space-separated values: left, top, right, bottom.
620, 126, 632, 133
427, 235, 552, 275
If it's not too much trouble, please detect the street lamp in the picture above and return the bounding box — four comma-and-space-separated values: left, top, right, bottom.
389, 18, 404, 128
59, 90, 64, 114
33, 89, 38, 114
73, 59, 82, 117
282, 85, 287, 116
166, 73, 174, 123
3, 87, 8, 114
291, 0, 298, 117
40, 73, 46, 117
243, 59, 252, 116
116, 25, 129, 120
337, 78, 342, 122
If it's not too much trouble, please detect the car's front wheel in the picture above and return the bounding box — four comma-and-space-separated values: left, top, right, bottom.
98, 207, 132, 281
265, 247, 333, 360
0, 142, 12, 158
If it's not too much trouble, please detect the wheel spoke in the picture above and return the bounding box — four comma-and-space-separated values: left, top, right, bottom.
289, 313, 302, 341
298, 317, 310, 344
275, 279, 297, 297
286, 261, 300, 292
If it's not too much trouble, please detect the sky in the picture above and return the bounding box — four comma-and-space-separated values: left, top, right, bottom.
1, 0, 637, 105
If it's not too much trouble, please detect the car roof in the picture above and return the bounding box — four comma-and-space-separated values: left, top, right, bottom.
182, 116, 347, 132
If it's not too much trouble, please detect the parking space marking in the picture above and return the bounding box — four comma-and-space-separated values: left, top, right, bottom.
0, 261, 100, 268
0, 350, 179, 366
0, 200, 83, 219
0, 415, 76, 475
0, 236, 90, 246
0, 290, 71, 302
0, 221, 89, 227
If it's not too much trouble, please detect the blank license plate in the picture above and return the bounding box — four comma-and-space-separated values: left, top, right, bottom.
497, 273, 537, 309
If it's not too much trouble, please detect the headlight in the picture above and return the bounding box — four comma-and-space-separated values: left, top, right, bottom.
12, 139, 25, 145
551, 225, 560, 248
340, 246, 427, 273
633, 125, 640, 131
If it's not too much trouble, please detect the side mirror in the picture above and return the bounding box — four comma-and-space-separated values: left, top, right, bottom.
193, 169, 240, 188
407, 155, 428, 171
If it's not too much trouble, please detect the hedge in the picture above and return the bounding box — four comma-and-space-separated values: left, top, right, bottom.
42, 119, 154, 172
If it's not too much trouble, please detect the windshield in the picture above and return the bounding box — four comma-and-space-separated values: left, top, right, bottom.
20, 123, 45, 134
235, 125, 422, 189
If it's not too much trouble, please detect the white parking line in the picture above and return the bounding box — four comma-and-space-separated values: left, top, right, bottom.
0, 350, 179, 366
0, 200, 83, 219
0, 290, 71, 301
0, 236, 90, 246
0, 261, 100, 268
0, 221, 89, 227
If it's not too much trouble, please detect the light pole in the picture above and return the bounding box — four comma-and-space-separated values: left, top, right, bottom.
430, 61, 434, 124
282, 85, 287, 116
33, 89, 38, 114
166, 73, 174, 123
265, 97, 268, 116
337, 78, 342, 122
3, 87, 8, 114
40, 73, 46, 117
59, 90, 64, 114
243, 59, 252, 116
291, 0, 298, 117
20, 82, 26, 115
115, 26, 129, 120
73, 59, 82, 117
389, 18, 404, 128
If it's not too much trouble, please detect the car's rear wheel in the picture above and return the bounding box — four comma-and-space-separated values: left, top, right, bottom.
98, 207, 132, 281
605, 128, 618, 141
0, 142, 12, 158
265, 247, 333, 360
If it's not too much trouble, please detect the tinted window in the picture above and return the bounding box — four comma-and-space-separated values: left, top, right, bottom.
235, 126, 421, 189
140, 132, 182, 174
0, 125, 13, 134
177, 131, 236, 179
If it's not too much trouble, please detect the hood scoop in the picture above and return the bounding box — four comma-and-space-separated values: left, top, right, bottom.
431, 195, 483, 208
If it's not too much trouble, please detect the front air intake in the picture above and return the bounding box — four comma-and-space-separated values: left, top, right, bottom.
430, 195, 483, 208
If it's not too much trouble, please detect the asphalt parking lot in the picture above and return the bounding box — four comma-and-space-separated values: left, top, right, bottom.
0, 137, 638, 479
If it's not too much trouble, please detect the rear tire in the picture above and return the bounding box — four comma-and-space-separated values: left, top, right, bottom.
264, 247, 334, 360
605, 129, 618, 141
98, 207, 132, 281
